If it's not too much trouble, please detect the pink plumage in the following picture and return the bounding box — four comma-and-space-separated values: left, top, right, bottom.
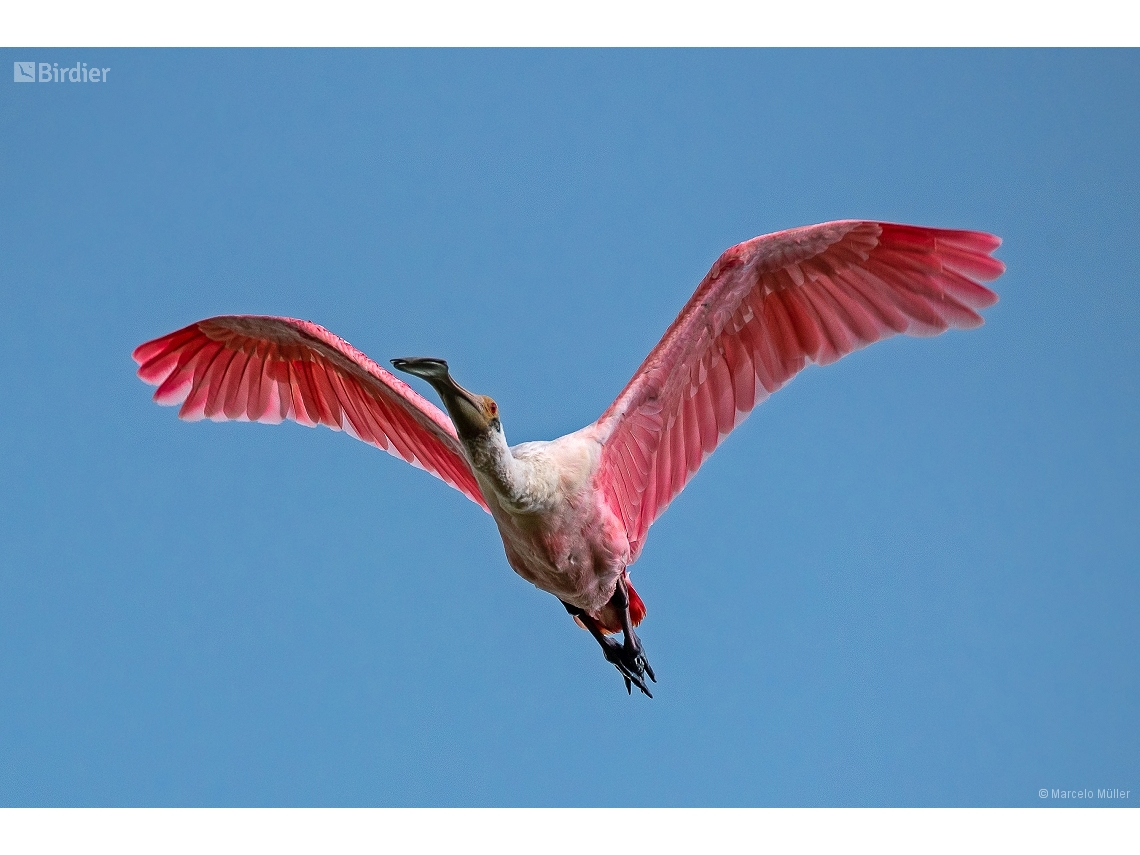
134, 219, 1002, 697
133, 315, 489, 510
592, 221, 1001, 561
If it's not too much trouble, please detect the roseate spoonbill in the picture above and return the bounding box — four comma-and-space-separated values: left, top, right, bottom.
133, 220, 1003, 696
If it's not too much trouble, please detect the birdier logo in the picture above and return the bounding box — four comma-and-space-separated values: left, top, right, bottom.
13, 61, 110, 83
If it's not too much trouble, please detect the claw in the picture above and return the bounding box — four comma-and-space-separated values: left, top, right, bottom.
618, 643, 655, 695
619, 659, 653, 698
603, 642, 652, 696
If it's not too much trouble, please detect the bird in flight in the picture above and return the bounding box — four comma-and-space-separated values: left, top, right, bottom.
134, 220, 1003, 697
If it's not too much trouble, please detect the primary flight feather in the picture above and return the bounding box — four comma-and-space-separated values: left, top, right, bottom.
134, 220, 1003, 696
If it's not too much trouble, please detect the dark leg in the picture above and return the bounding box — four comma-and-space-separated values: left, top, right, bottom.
612, 576, 656, 688
561, 589, 654, 698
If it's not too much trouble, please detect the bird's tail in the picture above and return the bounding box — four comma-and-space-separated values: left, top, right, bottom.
627, 579, 646, 627
591, 573, 647, 634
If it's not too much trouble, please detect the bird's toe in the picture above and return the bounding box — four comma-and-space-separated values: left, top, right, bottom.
604, 641, 653, 697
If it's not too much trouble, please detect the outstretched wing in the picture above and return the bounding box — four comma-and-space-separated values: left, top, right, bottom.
133, 316, 490, 511
592, 220, 1003, 560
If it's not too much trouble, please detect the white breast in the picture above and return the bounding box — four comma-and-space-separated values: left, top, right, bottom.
494, 430, 599, 516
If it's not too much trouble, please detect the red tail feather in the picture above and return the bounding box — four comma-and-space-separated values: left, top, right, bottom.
626, 579, 646, 627
587, 574, 648, 634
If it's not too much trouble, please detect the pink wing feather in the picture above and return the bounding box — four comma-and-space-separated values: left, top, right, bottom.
593, 220, 1004, 561
133, 316, 490, 511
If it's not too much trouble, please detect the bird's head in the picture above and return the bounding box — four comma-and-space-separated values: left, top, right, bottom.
390, 357, 502, 441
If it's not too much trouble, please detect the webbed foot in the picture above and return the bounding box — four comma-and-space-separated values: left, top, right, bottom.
600, 634, 654, 697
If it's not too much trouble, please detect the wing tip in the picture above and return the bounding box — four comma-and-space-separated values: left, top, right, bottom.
975, 280, 1000, 307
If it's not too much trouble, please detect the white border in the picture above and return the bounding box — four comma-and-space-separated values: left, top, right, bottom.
3, 0, 1139, 47
1, 808, 1138, 854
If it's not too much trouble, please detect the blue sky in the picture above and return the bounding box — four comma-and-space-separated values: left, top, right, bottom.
1, 50, 1136, 807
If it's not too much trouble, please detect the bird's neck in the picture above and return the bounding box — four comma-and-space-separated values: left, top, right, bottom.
463, 429, 528, 508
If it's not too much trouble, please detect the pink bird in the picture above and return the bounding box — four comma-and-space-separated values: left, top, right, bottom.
134, 220, 1003, 696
